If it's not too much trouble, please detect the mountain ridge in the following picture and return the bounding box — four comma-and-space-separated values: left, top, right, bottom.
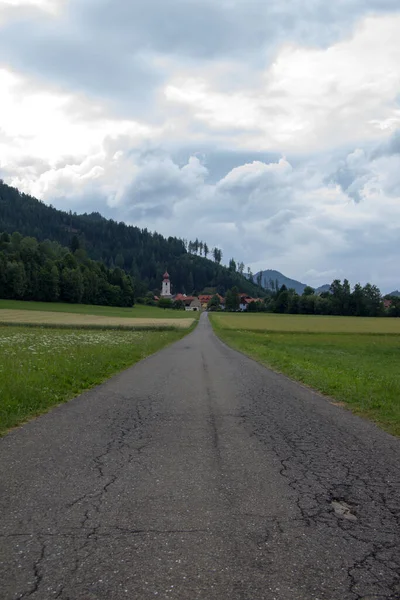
254, 269, 330, 295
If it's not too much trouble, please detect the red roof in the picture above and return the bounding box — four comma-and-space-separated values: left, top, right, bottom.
163, 271, 170, 279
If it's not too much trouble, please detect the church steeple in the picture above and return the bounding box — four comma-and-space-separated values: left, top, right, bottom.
161, 270, 172, 298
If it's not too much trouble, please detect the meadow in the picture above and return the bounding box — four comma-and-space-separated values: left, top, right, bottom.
210, 313, 400, 436
0, 299, 197, 320
0, 300, 196, 329
0, 326, 189, 435
211, 312, 400, 333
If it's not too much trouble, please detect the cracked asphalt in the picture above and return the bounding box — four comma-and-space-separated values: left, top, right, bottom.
1, 313, 399, 599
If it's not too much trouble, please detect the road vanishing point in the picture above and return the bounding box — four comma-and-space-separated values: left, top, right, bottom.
1, 314, 399, 599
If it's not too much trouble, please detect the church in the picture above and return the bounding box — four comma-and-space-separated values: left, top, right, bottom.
160, 271, 173, 299
160, 271, 201, 311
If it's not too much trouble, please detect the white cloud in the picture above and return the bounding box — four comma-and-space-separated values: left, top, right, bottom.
0, 67, 160, 190
0, 4, 399, 292
217, 159, 292, 192
165, 14, 400, 152
0, 0, 52, 5
0, 0, 64, 21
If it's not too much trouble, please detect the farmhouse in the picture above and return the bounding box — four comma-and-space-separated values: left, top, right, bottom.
239, 294, 254, 310
186, 298, 201, 311
199, 294, 212, 309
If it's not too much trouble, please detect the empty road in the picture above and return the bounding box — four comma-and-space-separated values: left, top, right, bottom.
1, 313, 399, 599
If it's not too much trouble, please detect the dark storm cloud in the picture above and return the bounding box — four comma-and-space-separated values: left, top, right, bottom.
1, 0, 399, 119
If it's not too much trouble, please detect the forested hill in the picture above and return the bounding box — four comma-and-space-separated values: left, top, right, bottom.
0, 231, 134, 306
0, 180, 262, 296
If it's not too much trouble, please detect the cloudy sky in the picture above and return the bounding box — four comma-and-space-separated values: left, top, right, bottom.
0, 0, 399, 291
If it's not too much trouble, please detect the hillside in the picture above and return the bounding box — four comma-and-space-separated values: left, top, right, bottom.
0, 181, 263, 297
254, 269, 329, 295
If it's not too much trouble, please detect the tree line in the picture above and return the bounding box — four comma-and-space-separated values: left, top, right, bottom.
267, 280, 385, 316
0, 232, 134, 307
212, 280, 400, 317
185, 239, 226, 265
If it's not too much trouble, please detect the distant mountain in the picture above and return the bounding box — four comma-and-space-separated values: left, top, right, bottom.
254, 269, 330, 295
314, 284, 331, 294
388, 290, 400, 297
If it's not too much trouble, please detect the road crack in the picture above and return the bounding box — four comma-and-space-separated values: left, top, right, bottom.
16, 538, 46, 599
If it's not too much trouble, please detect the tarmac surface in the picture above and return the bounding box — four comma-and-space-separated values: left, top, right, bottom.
1, 313, 399, 599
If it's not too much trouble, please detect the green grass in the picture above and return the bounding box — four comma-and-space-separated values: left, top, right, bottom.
211, 313, 400, 334
0, 299, 198, 320
211, 314, 400, 436
211, 312, 400, 333
0, 326, 189, 435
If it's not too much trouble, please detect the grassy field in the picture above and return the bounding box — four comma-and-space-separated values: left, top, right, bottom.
0, 299, 197, 320
210, 313, 400, 436
211, 312, 400, 333
0, 326, 190, 435
0, 309, 194, 329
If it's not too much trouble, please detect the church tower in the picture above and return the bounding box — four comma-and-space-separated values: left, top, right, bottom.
161, 271, 172, 298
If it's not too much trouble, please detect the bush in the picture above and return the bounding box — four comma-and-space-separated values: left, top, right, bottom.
158, 298, 173, 310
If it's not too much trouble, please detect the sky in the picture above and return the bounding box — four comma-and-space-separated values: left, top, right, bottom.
0, 0, 399, 291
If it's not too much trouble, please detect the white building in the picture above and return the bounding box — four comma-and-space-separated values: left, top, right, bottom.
161, 271, 173, 298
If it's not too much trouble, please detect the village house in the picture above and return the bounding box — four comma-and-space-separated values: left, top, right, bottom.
198, 294, 212, 309
186, 298, 202, 312
383, 299, 392, 310
239, 294, 263, 311
239, 294, 252, 311
174, 293, 187, 302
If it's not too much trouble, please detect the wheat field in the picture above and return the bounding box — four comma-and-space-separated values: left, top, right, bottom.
0, 309, 194, 329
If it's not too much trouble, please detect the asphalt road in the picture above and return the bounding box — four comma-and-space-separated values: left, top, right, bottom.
1, 313, 399, 600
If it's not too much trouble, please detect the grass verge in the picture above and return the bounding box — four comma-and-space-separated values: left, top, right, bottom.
211, 317, 400, 437
0, 325, 191, 435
